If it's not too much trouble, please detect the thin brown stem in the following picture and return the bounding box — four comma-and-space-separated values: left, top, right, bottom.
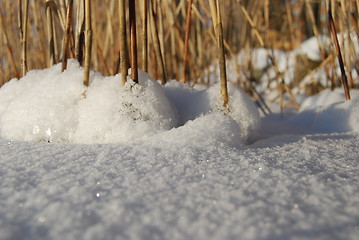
129, 0, 138, 83
329, 2, 351, 100
209, 0, 228, 108
150, 1, 167, 84
182, 0, 193, 84
62, 0, 74, 72
46, 0, 55, 67
119, 0, 129, 84
142, 0, 148, 72
0, 13, 20, 79
22, 0, 29, 76
83, 0, 92, 86
76, 0, 85, 65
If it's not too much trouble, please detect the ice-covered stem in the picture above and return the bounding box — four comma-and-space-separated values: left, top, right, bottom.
62, 0, 74, 72
209, 0, 228, 108
182, 0, 193, 84
129, 0, 138, 83
149, 1, 167, 85
0, 13, 20, 79
83, 0, 92, 86
328, 1, 351, 100
119, 0, 129, 85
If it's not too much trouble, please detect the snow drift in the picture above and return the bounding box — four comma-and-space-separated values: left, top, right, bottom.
0, 60, 260, 144
0, 58, 358, 240
289, 89, 359, 133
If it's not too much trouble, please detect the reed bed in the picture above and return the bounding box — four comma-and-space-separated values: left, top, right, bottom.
0, 0, 358, 108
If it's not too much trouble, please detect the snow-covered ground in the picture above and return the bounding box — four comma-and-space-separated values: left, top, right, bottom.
0, 62, 358, 240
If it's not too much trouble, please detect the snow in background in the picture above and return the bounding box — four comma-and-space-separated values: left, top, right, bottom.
289, 89, 359, 133
0, 59, 358, 239
229, 34, 359, 97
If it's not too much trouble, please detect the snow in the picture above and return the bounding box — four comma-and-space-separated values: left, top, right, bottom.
0, 61, 179, 143
233, 34, 359, 96
0, 61, 259, 144
0, 61, 358, 240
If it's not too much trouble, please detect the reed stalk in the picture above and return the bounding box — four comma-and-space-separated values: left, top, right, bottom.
129, 0, 138, 83
141, 0, 148, 72
0, 65, 4, 85
119, 0, 129, 84
31, 0, 46, 67
103, 1, 115, 63
23, 0, 29, 75
62, 0, 74, 72
83, 0, 92, 86
149, 0, 167, 84
76, 0, 85, 65
18, 0, 23, 62
305, 0, 331, 83
157, 3, 165, 62
209, 0, 228, 108
0, 13, 20, 79
328, 1, 351, 100
46, 0, 55, 67
18, 0, 29, 76
286, 1, 295, 49
182, 0, 193, 84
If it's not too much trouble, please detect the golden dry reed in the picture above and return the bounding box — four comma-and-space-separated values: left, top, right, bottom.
0, 0, 358, 107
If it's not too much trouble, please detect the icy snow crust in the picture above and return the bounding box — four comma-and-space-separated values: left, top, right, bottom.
0, 62, 358, 239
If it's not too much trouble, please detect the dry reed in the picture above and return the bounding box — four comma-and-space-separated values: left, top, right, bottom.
83, 0, 92, 86
0, 0, 358, 108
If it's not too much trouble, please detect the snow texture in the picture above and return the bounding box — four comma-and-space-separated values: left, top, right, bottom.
0, 62, 358, 240
0, 61, 259, 144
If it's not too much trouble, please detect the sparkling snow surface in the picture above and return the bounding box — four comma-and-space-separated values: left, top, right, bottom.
0, 63, 358, 240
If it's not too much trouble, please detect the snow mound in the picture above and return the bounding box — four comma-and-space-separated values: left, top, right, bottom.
300, 88, 351, 109
296, 36, 329, 61
0, 61, 178, 143
151, 112, 244, 148
165, 81, 260, 143
0, 61, 85, 142
287, 89, 359, 133
0, 62, 260, 144
73, 70, 178, 144
207, 83, 261, 142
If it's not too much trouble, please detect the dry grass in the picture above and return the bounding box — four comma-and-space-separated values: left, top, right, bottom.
0, 0, 358, 107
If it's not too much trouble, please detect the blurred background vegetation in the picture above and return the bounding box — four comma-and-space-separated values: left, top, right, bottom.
0, 0, 358, 103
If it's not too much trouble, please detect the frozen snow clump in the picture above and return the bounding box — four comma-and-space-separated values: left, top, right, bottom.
150, 112, 244, 148
164, 81, 260, 143
206, 82, 260, 142
0, 61, 178, 143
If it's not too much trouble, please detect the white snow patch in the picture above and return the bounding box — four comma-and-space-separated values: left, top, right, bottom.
0, 61, 178, 143
0, 61, 260, 144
